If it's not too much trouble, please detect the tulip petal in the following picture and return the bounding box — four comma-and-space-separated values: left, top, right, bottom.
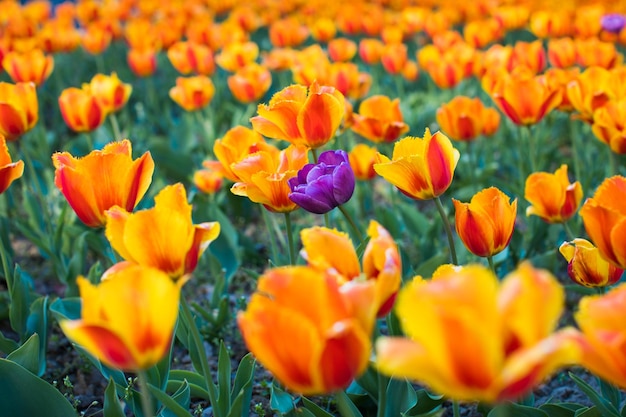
300, 227, 361, 280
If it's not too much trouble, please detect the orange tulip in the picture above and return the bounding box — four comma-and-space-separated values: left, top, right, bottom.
328, 38, 357, 62
348, 144, 378, 181
60, 264, 181, 371
213, 126, 276, 182
525, 165, 582, 223
575, 284, 626, 388
436, 96, 497, 142
215, 41, 259, 73
482, 107, 501, 136
169, 76, 215, 112
52, 139, 154, 228
58, 85, 107, 133
509, 40, 546, 74
2, 49, 53, 86
381, 26, 404, 45
464, 18, 502, 48
575, 38, 622, 69
453, 187, 517, 258
490, 71, 561, 126
566, 66, 613, 123
0, 81, 38, 141
231, 145, 309, 213
38, 20, 81, 54
380, 43, 407, 75
227, 63, 272, 104
167, 41, 215, 76
376, 263, 582, 403
548, 38, 577, 69
591, 98, 626, 154
300, 221, 401, 318
269, 17, 308, 48
358, 38, 385, 65
424, 55, 467, 90
194, 162, 224, 195
560, 239, 623, 287
237, 266, 376, 395
529, 10, 573, 38
374, 128, 460, 200
402, 60, 419, 82
81, 22, 112, 55
0, 134, 23, 194
310, 17, 337, 43
350, 95, 409, 144
580, 176, 626, 269
250, 82, 345, 149
105, 183, 220, 279
541, 67, 581, 112
89, 73, 132, 114
127, 48, 157, 78
327, 63, 372, 100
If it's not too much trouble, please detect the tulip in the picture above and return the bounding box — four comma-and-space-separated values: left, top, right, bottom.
376, 263, 582, 403
580, 176, 626, 269
380, 43, 407, 75
52, 139, 154, 228
0, 81, 38, 141
560, 239, 624, 287
453, 187, 517, 258
310, 18, 337, 43
529, 10, 572, 38
81, 22, 112, 55
509, 40, 546, 74
238, 266, 376, 395
301, 221, 401, 317
39, 20, 81, 54
60, 264, 181, 371
350, 95, 409, 143
548, 38, 577, 69
591, 98, 626, 154
89, 73, 132, 114
215, 41, 259, 73
213, 126, 276, 182
602, 13, 626, 34
464, 18, 503, 48
288, 150, 355, 215
227, 63, 272, 104
525, 165, 582, 223
268, 18, 309, 48
374, 128, 460, 200
169, 76, 215, 112
0, 134, 23, 194
490, 71, 561, 126
575, 38, 621, 69
576, 284, 626, 388
193, 163, 223, 195
358, 38, 385, 65
2, 49, 54, 86
58, 85, 107, 133
250, 82, 345, 149
127, 48, 157, 78
231, 145, 309, 213
166, 41, 215, 76
105, 183, 220, 279
436, 96, 495, 142
328, 38, 357, 62
327, 63, 372, 100
425, 57, 467, 89
566, 66, 613, 123
348, 144, 378, 181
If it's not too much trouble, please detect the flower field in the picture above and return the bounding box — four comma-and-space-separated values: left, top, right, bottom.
3, 0, 626, 416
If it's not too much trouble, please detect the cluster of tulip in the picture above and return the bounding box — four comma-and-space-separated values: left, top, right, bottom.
4, 0, 626, 416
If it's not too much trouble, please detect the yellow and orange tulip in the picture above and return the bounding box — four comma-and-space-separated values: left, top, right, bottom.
547, 37, 577, 69
328, 38, 357, 63
560, 239, 623, 288
89, 73, 132, 114
374, 129, 459, 200
525, 165, 582, 223
105, 183, 220, 279
194, 162, 224, 195
213, 126, 276, 183
216, 41, 259, 73
592, 98, 626, 154
2, 48, 54, 86
127, 48, 158, 78
376, 263, 582, 403
81, 22, 112, 55
238, 266, 375, 395
0, 134, 23, 194
52, 139, 154, 228
231, 145, 309, 213
0, 81, 38, 141
436, 96, 498, 142
167, 41, 215, 76
350, 95, 408, 144
250, 82, 345, 149
453, 187, 517, 258
348, 144, 378, 181
300, 221, 401, 317
227, 63, 272, 104
60, 264, 181, 371
580, 176, 626, 270
169, 76, 215, 112
58, 85, 107, 133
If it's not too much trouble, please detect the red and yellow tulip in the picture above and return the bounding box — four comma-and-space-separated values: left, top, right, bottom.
0, 134, 23, 194
0, 81, 38, 141
89, 73, 132, 115
2, 48, 53, 86
167, 41, 215, 76
560, 239, 623, 288
169, 76, 215, 112
348, 144, 378, 181
213, 126, 276, 183
52, 140, 154, 228
350, 95, 408, 143
525, 165, 582, 223
227, 63, 272, 104
58, 85, 107, 133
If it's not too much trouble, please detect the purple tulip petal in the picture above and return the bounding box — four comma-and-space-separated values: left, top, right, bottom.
289, 192, 333, 214
332, 163, 356, 205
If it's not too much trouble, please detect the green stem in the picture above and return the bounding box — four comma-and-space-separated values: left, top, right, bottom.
284, 212, 296, 265
376, 371, 388, 417
562, 221, 576, 241
608, 147, 619, 177
260, 205, 279, 266
311, 148, 319, 163
109, 112, 122, 141
338, 204, 364, 245
0, 225, 12, 287
523, 125, 537, 172
84, 131, 94, 151
453, 400, 461, 417
179, 296, 219, 413
434, 196, 458, 265
323, 212, 331, 228
394, 75, 404, 98
570, 122, 582, 191
137, 370, 153, 417
487, 255, 496, 275
514, 124, 527, 195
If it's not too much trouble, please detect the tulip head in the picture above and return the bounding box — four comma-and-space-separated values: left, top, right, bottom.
525, 164, 583, 223
169, 76, 216, 112
89, 72, 132, 114
348, 144, 378, 181
0, 81, 38, 141
58, 85, 107, 133
0, 134, 23, 194
560, 239, 624, 287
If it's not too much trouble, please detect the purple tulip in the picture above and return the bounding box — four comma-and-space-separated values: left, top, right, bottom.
601, 13, 626, 34
288, 150, 355, 214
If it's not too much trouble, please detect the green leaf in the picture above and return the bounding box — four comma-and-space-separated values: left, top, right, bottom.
301, 397, 335, 417
229, 353, 255, 417
0, 331, 18, 354
207, 205, 241, 281
598, 377, 622, 410
6, 333, 40, 374
411, 253, 450, 279
539, 403, 586, 417
161, 379, 191, 417
104, 378, 126, 417
148, 382, 192, 417
0, 358, 77, 417
569, 372, 621, 417
404, 389, 444, 416
385, 379, 417, 417
487, 402, 549, 417
353, 365, 379, 399
397, 202, 431, 236
575, 406, 603, 417
26, 295, 49, 376
170, 370, 206, 388
49, 297, 81, 321
335, 390, 364, 417
9, 264, 32, 339
216, 341, 231, 416
166, 381, 210, 401
270, 382, 296, 415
